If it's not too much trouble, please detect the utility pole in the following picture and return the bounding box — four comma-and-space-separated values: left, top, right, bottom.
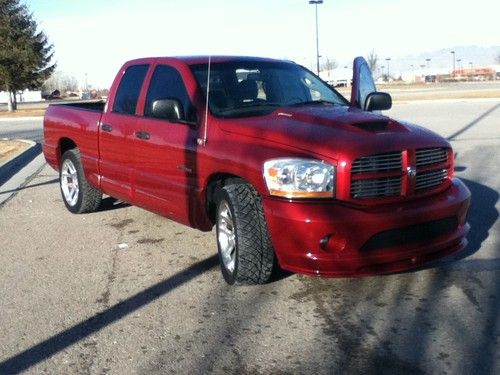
309, 0, 323, 75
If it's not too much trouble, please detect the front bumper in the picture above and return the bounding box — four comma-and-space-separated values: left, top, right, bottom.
262, 178, 470, 277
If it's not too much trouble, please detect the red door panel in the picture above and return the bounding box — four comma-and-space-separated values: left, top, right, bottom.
132, 117, 199, 225
98, 112, 136, 201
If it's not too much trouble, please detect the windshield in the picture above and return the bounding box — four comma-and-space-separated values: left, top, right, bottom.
190, 60, 348, 118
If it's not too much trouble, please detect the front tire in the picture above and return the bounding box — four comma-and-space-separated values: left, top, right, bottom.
215, 181, 275, 285
60, 149, 102, 214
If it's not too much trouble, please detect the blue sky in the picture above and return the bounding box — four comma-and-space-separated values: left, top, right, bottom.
24, 0, 499, 88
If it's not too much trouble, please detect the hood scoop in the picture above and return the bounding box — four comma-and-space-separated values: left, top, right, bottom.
351, 120, 390, 132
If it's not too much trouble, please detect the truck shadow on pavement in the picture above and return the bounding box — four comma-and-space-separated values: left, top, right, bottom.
98, 197, 130, 212
0, 255, 219, 374
409, 177, 498, 273
451, 178, 499, 262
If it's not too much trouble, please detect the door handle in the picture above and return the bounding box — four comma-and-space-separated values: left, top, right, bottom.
101, 124, 113, 132
135, 130, 150, 140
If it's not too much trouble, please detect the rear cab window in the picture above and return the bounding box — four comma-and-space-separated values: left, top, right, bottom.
113, 64, 150, 115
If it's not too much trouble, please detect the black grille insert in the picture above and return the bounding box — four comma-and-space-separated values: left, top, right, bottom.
351, 176, 402, 198
416, 147, 448, 167
351, 152, 402, 174
361, 217, 458, 252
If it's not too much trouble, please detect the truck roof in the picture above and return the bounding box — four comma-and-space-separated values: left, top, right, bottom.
125, 55, 294, 66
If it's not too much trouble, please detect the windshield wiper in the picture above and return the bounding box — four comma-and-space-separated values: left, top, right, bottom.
217, 102, 281, 114
288, 100, 337, 107
238, 102, 282, 108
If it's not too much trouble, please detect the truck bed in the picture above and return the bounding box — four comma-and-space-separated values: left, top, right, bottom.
51, 100, 106, 112
43, 100, 104, 184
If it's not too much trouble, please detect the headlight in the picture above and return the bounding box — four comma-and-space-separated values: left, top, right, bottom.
263, 158, 335, 198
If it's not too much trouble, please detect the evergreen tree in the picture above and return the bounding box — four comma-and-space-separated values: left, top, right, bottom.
0, 0, 55, 111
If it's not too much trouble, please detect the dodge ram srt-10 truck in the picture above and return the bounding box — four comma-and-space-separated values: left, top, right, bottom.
43, 56, 470, 284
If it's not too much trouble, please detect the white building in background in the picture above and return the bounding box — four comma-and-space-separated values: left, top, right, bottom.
319, 67, 352, 87
400, 68, 451, 83
0, 89, 42, 104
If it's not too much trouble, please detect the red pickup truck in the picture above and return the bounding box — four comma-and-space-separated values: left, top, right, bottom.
43, 56, 470, 284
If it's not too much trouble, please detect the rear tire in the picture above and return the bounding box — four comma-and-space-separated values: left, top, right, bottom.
215, 181, 275, 285
60, 149, 102, 214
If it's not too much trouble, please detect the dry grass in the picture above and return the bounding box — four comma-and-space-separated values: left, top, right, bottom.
0, 140, 30, 164
391, 90, 500, 101
0, 108, 46, 118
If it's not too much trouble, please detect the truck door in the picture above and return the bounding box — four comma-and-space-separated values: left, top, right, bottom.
99, 64, 149, 202
132, 63, 199, 225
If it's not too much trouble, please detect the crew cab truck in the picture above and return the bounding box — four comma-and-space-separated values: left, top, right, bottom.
43, 56, 471, 284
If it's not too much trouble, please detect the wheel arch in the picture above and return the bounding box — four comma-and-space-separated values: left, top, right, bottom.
57, 138, 78, 166
205, 173, 253, 223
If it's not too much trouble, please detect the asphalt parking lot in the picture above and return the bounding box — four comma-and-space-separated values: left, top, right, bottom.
0, 99, 499, 374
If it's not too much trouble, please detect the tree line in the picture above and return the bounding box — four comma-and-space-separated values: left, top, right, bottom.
0, 0, 55, 111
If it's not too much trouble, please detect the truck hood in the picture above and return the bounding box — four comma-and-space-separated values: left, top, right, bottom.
216, 105, 450, 161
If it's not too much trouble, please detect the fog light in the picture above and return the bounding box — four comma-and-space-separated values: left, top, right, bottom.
319, 234, 347, 252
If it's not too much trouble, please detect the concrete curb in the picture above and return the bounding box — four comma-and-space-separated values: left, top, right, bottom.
0, 140, 42, 186
0, 139, 46, 207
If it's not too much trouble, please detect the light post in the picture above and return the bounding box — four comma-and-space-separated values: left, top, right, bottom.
425, 58, 431, 69
309, 0, 323, 75
451, 51, 456, 76
457, 59, 462, 74
385, 58, 391, 81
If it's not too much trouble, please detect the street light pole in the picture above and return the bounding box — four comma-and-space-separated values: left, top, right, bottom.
309, 0, 323, 75
451, 51, 456, 76
385, 58, 391, 81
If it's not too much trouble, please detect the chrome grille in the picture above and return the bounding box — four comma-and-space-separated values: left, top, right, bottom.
351, 152, 402, 173
351, 177, 402, 198
416, 169, 448, 190
416, 148, 448, 167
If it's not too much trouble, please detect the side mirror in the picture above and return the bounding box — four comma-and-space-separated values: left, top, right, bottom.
151, 98, 184, 121
364, 92, 392, 111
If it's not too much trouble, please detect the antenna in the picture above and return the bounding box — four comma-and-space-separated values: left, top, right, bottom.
198, 55, 211, 146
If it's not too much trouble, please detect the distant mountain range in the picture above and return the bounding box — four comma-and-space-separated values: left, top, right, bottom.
375, 45, 500, 77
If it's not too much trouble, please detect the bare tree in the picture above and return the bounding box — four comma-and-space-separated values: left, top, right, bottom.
321, 58, 338, 72
367, 50, 378, 72
42, 71, 79, 95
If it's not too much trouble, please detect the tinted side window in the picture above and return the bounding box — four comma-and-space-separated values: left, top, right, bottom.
145, 65, 191, 119
113, 64, 149, 115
